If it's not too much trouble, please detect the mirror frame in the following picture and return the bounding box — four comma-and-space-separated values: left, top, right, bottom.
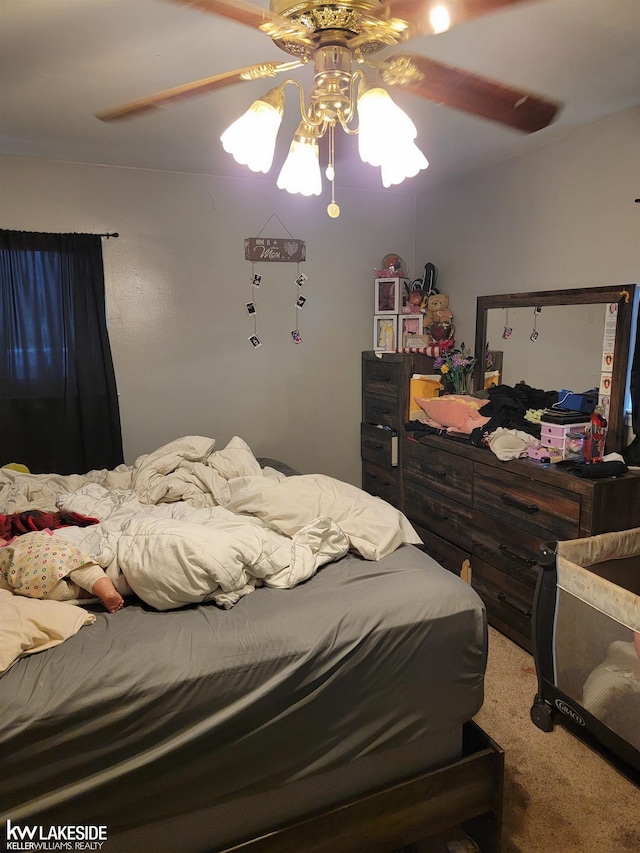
473, 284, 636, 454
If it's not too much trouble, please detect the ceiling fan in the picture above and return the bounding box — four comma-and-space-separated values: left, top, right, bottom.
97, 0, 561, 214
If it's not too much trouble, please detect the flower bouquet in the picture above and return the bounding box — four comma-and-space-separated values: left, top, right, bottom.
434, 345, 477, 395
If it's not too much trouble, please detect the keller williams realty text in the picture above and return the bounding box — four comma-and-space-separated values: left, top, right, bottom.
5, 820, 108, 850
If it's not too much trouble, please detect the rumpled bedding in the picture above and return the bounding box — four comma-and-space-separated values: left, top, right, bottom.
1, 436, 421, 614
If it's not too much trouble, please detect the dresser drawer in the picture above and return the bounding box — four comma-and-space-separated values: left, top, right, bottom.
471, 509, 541, 589
361, 422, 397, 467
363, 359, 401, 398
473, 464, 580, 540
403, 438, 473, 506
363, 393, 399, 429
404, 479, 472, 545
412, 524, 471, 576
471, 557, 533, 650
362, 460, 399, 507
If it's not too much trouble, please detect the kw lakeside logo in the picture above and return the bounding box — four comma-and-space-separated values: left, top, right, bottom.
4, 820, 108, 851
554, 698, 586, 726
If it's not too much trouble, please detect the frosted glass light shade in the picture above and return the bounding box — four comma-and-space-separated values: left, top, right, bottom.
357, 87, 418, 167
276, 134, 322, 196
357, 85, 428, 186
220, 89, 284, 173
380, 141, 429, 187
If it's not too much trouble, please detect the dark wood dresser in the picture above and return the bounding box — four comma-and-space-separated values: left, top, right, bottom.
361, 351, 640, 653
361, 351, 435, 508
401, 433, 640, 652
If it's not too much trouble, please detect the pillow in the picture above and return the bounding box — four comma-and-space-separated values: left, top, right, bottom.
224, 473, 422, 560
0, 589, 95, 676
415, 395, 491, 434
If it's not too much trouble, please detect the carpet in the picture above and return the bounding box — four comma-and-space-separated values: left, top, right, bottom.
472, 626, 640, 853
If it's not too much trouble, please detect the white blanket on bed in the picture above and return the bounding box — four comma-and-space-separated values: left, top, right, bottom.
1, 436, 421, 611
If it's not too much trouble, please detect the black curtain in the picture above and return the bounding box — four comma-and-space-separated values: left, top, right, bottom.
630, 300, 640, 433
0, 230, 124, 474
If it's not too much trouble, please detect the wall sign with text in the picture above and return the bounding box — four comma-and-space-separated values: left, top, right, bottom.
244, 238, 306, 263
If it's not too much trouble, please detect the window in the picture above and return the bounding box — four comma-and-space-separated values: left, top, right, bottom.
0, 230, 123, 474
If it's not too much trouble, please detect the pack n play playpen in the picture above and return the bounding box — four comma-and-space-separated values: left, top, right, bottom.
531, 528, 640, 778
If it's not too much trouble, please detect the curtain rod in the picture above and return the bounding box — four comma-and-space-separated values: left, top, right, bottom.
100, 232, 119, 239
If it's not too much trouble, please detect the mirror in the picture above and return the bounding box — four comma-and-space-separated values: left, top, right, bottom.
473, 285, 637, 453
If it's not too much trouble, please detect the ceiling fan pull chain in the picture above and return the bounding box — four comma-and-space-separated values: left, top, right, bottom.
327, 123, 340, 218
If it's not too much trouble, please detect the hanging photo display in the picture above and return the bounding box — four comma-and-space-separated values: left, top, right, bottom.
244, 217, 307, 349
530, 306, 541, 342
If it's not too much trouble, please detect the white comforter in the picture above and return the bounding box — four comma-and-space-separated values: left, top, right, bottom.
1, 436, 421, 610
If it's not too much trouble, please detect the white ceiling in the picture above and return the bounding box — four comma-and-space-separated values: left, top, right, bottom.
1, 0, 639, 193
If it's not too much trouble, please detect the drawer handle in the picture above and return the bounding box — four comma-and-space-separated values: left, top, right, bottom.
371, 374, 392, 382
372, 407, 392, 415
499, 544, 537, 566
364, 440, 385, 451
420, 464, 448, 479
500, 494, 540, 514
498, 592, 532, 618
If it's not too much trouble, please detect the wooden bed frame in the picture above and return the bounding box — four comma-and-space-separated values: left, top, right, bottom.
220, 722, 504, 853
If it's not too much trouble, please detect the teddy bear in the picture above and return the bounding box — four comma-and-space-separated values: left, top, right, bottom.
425, 292, 454, 341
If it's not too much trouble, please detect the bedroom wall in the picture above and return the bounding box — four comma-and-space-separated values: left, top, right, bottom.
2, 106, 637, 482
414, 105, 640, 359
0, 156, 418, 484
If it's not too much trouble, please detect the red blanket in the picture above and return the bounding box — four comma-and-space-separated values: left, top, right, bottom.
0, 510, 99, 541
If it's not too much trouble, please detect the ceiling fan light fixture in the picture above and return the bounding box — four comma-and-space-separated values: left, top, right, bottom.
380, 140, 429, 187
220, 86, 285, 173
97, 0, 562, 209
357, 85, 422, 168
276, 123, 322, 196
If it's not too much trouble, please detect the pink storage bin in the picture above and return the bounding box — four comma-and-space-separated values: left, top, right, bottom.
540, 422, 589, 456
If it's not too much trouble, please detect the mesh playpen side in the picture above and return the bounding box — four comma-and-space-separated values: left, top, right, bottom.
530, 528, 640, 778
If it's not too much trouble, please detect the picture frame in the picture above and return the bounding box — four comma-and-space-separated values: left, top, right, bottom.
373, 314, 398, 351
399, 314, 424, 346
374, 278, 401, 314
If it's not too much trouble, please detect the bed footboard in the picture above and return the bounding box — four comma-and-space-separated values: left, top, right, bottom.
218, 722, 503, 853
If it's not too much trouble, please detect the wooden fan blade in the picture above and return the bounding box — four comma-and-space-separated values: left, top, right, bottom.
164, 0, 308, 39
379, 53, 560, 132
96, 60, 304, 122
362, 0, 537, 44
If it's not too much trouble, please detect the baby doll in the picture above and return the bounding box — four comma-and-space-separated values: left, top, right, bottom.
407, 289, 425, 314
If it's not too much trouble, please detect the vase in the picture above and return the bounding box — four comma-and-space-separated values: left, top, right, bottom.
459, 371, 474, 395
443, 370, 473, 395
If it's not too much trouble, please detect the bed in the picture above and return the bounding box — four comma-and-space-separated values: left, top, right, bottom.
0, 436, 501, 853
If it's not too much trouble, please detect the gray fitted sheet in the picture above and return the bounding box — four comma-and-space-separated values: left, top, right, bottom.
0, 543, 486, 837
